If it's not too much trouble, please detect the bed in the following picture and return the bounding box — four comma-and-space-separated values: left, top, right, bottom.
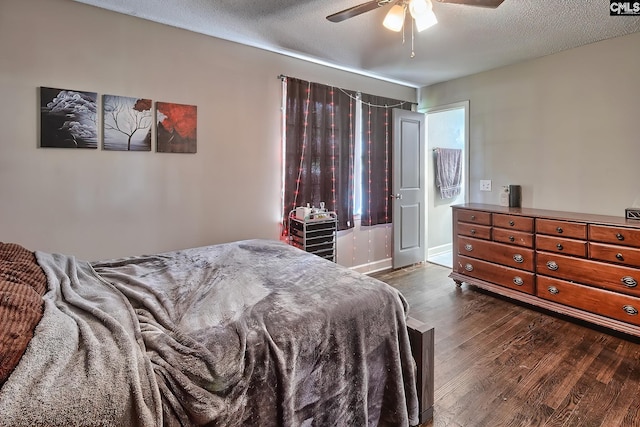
0, 238, 433, 426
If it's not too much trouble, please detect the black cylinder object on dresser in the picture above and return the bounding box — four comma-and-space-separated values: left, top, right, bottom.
509, 185, 521, 208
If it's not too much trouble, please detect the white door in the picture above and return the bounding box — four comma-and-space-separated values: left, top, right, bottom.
392, 109, 426, 269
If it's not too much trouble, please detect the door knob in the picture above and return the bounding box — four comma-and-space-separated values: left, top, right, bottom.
389, 194, 403, 200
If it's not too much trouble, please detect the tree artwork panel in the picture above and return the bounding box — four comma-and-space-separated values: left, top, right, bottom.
40, 87, 98, 148
103, 95, 152, 151
156, 102, 197, 153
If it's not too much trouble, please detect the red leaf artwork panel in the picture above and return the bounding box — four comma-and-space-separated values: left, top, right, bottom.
156, 102, 197, 153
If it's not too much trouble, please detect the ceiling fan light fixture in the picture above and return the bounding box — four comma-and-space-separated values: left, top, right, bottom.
413, 8, 437, 31
409, 0, 430, 18
382, 4, 406, 32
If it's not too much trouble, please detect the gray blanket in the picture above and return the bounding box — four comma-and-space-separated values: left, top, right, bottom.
0, 239, 418, 426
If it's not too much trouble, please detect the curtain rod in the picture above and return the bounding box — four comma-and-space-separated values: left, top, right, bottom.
278, 74, 416, 108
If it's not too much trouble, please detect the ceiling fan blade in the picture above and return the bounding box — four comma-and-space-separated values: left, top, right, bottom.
326, 1, 390, 23
435, 0, 506, 8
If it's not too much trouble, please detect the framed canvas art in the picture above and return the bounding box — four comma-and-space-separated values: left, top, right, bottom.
156, 102, 197, 153
40, 87, 98, 148
103, 95, 152, 151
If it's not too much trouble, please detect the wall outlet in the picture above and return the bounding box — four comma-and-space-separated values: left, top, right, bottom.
480, 180, 492, 191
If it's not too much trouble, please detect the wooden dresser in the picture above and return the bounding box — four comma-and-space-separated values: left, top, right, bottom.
451, 203, 640, 337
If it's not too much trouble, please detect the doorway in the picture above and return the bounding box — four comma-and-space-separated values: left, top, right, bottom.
424, 101, 469, 268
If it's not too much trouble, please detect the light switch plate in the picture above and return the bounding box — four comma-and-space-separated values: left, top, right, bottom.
480, 180, 492, 191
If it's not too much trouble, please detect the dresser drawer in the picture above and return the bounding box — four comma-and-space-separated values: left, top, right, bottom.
457, 255, 535, 294
536, 235, 587, 257
536, 251, 640, 297
492, 228, 533, 248
457, 222, 492, 240
535, 219, 587, 239
537, 276, 640, 326
589, 224, 640, 248
457, 209, 491, 226
589, 242, 640, 268
492, 214, 534, 232
458, 237, 534, 271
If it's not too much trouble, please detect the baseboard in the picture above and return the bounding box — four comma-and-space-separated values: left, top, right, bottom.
350, 258, 392, 274
427, 243, 452, 258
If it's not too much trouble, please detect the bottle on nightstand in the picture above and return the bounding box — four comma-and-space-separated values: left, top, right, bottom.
499, 186, 509, 207
508, 185, 522, 208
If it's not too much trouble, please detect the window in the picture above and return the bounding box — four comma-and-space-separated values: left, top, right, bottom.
282, 76, 413, 232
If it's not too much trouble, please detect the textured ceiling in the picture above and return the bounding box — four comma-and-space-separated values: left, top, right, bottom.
72, 0, 640, 87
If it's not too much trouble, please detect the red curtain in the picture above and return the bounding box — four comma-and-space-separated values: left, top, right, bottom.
283, 78, 356, 231
360, 94, 413, 227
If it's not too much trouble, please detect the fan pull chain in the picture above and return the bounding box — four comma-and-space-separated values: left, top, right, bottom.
401, 12, 406, 45
411, 20, 415, 58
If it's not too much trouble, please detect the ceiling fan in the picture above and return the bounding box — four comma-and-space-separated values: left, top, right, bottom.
327, 0, 506, 26
327, 0, 505, 57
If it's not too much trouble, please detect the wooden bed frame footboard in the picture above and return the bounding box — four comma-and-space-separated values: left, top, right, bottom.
406, 317, 434, 425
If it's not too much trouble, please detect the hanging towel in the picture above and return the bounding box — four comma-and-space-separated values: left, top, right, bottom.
435, 148, 462, 199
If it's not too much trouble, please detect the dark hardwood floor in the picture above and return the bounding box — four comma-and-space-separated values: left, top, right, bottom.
371, 262, 640, 427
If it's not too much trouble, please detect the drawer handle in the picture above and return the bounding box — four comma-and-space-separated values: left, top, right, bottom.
616, 233, 625, 241
464, 244, 473, 252
546, 261, 559, 271
621, 276, 637, 288
509, 236, 515, 242
556, 226, 563, 234
547, 286, 559, 295
470, 229, 476, 235
513, 254, 524, 263
556, 243, 564, 250
471, 215, 476, 220
509, 220, 515, 226
616, 253, 624, 261
513, 276, 524, 286
623, 305, 638, 316
464, 263, 474, 272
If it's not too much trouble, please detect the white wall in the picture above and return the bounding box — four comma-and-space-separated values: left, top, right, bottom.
419, 31, 640, 218
426, 106, 466, 254
0, 0, 415, 263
